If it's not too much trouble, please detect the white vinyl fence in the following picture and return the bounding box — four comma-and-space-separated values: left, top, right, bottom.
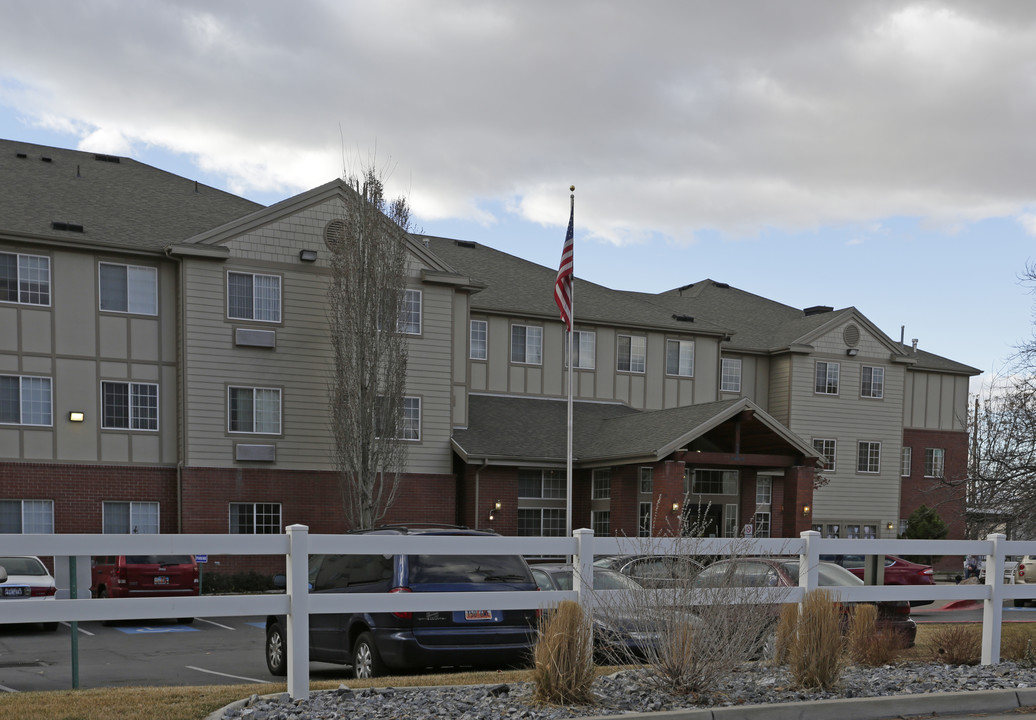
3, 528, 1036, 700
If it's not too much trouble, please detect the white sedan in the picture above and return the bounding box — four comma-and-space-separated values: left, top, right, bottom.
0, 555, 59, 631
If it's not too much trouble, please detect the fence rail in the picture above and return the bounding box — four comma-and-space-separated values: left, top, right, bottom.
2, 528, 1035, 699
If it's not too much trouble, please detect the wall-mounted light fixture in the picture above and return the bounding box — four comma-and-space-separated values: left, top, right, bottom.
68, 411, 85, 422
489, 500, 501, 521
672, 501, 680, 513
299, 249, 318, 262
846, 348, 859, 357
886, 521, 895, 531
802, 504, 811, 517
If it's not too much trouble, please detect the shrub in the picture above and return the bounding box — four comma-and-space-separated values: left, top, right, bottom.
1003, 633, 1036, 667
927, 623, 981, 665
531, 600, 596, 706
847, 603, 906, 666
774, 602, 798, 665
788, 589, 843, 691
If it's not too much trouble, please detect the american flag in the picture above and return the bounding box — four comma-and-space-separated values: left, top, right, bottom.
554, 203, 574, 331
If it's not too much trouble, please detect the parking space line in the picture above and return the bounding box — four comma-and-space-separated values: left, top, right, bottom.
195, 617, 235, 630
186, 666, 270, 684
0, 683, 19, 693
65, 622, 95, 636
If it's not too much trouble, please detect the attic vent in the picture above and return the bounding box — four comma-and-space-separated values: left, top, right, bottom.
40, 156, 52, 163
93, 153, 121, 163
455, 240, 477, 249
712, 282, 730, 288
672, 314, 695, 322
51, 221, 84, 233
323, 219, 346, 252
16, 152, 27, 159
843, 324, 861, 347
803, 305, 833, 316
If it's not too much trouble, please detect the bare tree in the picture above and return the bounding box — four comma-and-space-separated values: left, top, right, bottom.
328, 167, 413, 529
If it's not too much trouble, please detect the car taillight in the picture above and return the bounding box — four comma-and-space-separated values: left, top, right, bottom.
390, 586, 412, 619
116, 567, 127, 585
1020, 567, 1026, 578
920, 568, 933, 576
30, 586, 57, 598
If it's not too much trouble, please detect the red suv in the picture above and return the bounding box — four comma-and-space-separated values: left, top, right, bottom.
91, 555, 199, 604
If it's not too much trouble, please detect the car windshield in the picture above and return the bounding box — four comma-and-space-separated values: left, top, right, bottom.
125, 555, 193, 565
549, 568, 640, 591
409, 555, 531, 584
781, 561, 863, 586
0, 557, 46, 575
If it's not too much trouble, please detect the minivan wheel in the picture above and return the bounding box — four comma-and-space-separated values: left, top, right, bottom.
352, 631, 386, 679
266, 621, 287, 676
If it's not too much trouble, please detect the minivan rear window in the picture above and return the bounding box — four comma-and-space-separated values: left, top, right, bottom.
125, 555, 193, 565
409, 555, 531, 584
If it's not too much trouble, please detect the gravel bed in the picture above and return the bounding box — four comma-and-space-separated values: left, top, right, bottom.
219, 662, 1036, 720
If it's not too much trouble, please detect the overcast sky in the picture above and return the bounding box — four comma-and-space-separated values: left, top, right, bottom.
2, 1, 1034, 392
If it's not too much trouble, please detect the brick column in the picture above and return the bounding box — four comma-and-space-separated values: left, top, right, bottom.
781, 465, 815, 537
652, 460, 686, 537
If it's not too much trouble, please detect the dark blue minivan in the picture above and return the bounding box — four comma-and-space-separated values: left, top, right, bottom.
265, 525, 539, 678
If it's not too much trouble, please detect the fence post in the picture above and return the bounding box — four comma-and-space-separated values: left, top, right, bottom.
981, 533, 1006, 665
573, 528, 595, 610
286, 524, 310, 700
799, 530, 820, 599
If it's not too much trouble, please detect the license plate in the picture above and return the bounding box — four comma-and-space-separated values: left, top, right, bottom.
154, 576, 169, 585
464, 609, 493, 621
2, 586, 27, 598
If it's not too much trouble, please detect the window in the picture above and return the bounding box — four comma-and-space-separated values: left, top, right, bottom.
227, 271, 281, 322
592, 510, 611, 536
721, 357, 742, 392
511, 324, 542, 364
470, 320, 487, 360
755, 477, 771, 505
567, 330, 596, 369
815, 361, 839, 395
863, 525, 877, 539
99, 263, 157, 315
517, 508, 565, 537
857, 441, 881, 473
691, 469, 738, 495
398, 289, 422, 334
639, 502, 652, 537
846, 524, 861, 539
901, 447, 912, 477
592, 469, 611, 499
518, 469, 565, 498
753, 512, 770, 538
101, 381, 158, 430
103, 501, 159, 534
228, 386, 281, 434
617, 334, 646, 373
230, 502, 282, 534
826, 524, 840, 539
0, 252, 50, 306
401, 396, 421, 441
639, 467, 653, 494
666, 339, 694, 377
0, 499, 53, 533
0, 375, 52, 426
813, 438, 836, 472
724, 504, 739, 537
925, 448, 945, 478
861, 366, 884, 399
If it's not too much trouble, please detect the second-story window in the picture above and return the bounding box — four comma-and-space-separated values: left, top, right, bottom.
815, 361, 839, 395
857, 441, 881, 473
398, 289, 422, 334
0, 375, 52, 426
924, 448, 945, 478
861, 366, 884, 399
813, 438, 836, 472
511, 324, 542, 364
901, 447, 912, 477
592, 469, 611, 499
99, 263, 157, 315
567, 330, 596, 369
666, 339, 694, 377
617, 334, 646, 373
228, 272, 281, 322
721, 357, 742, 392
101, 381, 158, 431
470, 319, 487, 360
0, 252, 50, 306
228, 386, 281, 434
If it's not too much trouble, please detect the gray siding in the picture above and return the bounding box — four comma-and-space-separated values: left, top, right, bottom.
903, 370, 970, 431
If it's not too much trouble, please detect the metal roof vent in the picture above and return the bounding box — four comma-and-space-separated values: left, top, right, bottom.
803, 305, 833, 316
51, 221, 84, 233
455, 240, 477, 249
93, 153, 121, 163
672, 314, 695, 322
843, 324, 861, 347
323, 219, 345, 251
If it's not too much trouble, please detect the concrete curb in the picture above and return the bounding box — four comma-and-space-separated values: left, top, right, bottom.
205, 688, 1036, 720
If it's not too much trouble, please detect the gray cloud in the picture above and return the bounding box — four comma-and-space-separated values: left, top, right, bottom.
3, 0, 1035, 243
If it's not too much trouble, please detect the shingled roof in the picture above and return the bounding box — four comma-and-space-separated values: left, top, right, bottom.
0, 139, 262, 253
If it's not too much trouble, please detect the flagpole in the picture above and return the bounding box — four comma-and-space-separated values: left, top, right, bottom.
565, 187, 575, 537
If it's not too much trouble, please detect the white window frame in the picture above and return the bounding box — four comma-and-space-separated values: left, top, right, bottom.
592, 510, 611, 536
721, 357, 742, 392
857, 441, 881, 474
755, 476, 772, 505
518, 469, 565, 499
813, 438, 837, 472
639, 467, 653, 494
861, 366, 884, 399
517, 507, 566, 537
724, 504, 739, 537
101, 381, 159, 431
566, 330, 596, 369
98, 262, 158, 316
924, 448, 945, 478
815, 361, 840, 395
401, 396, 421, 441
510, 324, 543, 365
0, 374, 52, 426
639, 502, 652, 537
229, 502, 283, 534
592, 468, 611, 499
398, 289, 422, 334
691, 469, 738, 495
228, 386, 282, 434
617, 334, 647, 373
102, 501, 160, 534
901, 447, 912, 477
227, 271, 281, 322
0, 251, 51, 306
470, 319, 487, 360
0, 499, 54, 533
665, 339, 694, 377
753, 512, 771, 538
